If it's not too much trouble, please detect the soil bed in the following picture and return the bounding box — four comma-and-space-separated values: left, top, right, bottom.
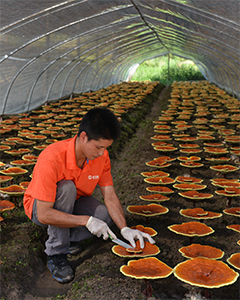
0, 85, 239, 300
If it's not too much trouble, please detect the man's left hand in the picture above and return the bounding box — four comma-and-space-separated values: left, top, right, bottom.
120, 227, 155, 249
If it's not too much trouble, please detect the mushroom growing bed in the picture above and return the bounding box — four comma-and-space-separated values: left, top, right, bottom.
0, 81, 240, 300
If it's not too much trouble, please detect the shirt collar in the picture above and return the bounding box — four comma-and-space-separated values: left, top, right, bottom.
66, 135, 79, 169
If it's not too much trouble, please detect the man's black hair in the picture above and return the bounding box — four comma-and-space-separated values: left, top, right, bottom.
77, 107, 121, 141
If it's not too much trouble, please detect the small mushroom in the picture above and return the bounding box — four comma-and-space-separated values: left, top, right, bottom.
226, 224, 240, 233
144, 176, 175, 185
139, 194, 170, 202
227, 253, 240, 270
223, 207, 240, 217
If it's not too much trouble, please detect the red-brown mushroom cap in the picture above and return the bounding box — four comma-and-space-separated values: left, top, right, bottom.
177, 156, 201, 162
154, 146, 178, 152
127, 204, 169, 217
180, 148, 203, 154
223, 207, 240, 217
210, 165, 238, 173
10, 159, 36, 166
215, 188, 240, 197
19, 181, 30, 189
173, 257, 239, 288
144, 176, 175, 185
180, 161, 203, 168
206, 157, 231, 162
180, 208, 222, 220
139, 194, 170, 202
0, 200, 15, 212
179, 191, 213, 200
226, 224, 240, 233
179, 244, 224, 259
227, 253, 240, 270
130, 225, 157, 237
0, 185, 26, 195
179, 143, 200, 148
112, 240, 160, 257
120, 257, 173, 279
140, 170, 170, 178
175, 176, 203, 184
0, 167, 28, 176
146, 186, 174, 194
145, 160, 171, 168
212, 181, 240, 188
4, 148, 32, 156
173, 183, 206, 191
168, 222, 214, 237
0, 175, 13, 183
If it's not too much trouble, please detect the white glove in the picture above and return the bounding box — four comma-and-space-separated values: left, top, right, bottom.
86, 216, 117, 240
121, 227, 155, 249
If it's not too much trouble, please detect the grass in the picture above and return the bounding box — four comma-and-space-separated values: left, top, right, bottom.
131, 54, 205, 84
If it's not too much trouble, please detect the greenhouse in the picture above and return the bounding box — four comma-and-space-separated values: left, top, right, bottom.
0, 1, 239, 300
0, 0, 239, 115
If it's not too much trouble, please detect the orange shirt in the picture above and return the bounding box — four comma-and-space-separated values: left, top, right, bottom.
23, 135, 113, 219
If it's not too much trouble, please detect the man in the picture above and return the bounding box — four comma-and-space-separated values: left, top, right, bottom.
23, 107, 155, 284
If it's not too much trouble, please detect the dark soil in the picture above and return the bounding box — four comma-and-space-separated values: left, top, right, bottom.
0, 85, 239, 300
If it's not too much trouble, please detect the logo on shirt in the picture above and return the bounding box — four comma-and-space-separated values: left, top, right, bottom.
88, 175, 99, 180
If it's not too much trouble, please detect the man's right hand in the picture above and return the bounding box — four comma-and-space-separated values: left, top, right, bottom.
86, 216, 117, 240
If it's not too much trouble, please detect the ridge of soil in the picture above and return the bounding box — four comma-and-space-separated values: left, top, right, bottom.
0, 86, 239, 300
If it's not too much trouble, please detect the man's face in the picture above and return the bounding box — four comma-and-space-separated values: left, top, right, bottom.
81, 133, 113, 160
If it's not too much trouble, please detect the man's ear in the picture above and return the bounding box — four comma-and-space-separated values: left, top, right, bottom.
79, 131, 88, 142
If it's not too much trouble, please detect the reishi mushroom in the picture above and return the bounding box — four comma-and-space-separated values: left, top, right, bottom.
179, 244, 224, 259
179, 208, 222, 220
120, 257, 173, 279
127, 204, 169, 217
168, 221, 214, 237
227, 253, 240, 270
173, 257, 239, 288
112, 240, 160, 257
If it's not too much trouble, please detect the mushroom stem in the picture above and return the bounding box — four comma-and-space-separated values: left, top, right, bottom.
142, 279, 153, 298
226, 197, 232, 208
202, 287, 213, 299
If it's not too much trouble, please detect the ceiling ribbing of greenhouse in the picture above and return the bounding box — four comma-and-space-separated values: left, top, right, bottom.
0, 0, 239, 115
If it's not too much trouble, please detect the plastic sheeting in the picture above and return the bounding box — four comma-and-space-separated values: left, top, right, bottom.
0, 0, 239, 115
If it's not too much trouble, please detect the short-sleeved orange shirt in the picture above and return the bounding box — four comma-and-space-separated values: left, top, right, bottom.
23, 135, 113, 219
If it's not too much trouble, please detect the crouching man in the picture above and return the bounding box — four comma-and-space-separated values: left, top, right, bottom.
23, 107, 155, 283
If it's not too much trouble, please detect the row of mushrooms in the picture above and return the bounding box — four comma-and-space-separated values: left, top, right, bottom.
0, 81, 159, 221
113, 81, 239, 298
0, 80, 239, 298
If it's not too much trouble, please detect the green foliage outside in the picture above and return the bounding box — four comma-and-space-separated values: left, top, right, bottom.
131, 54, 205, 85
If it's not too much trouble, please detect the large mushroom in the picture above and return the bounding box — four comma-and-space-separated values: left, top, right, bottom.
120, 257, 173, 297
179, 208, 222, 220
173, 257, 239, 288
112, 240, 160, 258
179, 244, 224, 259
127, 204, 169, 217
168, 222, 214, 243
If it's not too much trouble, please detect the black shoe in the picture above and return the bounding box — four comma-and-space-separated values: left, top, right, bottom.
47, 254, 74, 283
69, 241, 83, 255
